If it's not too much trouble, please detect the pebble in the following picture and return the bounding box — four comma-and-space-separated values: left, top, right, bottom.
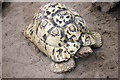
101, 56, 105, 60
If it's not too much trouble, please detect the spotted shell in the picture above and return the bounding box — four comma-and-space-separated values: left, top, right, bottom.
23, 3, 96, 62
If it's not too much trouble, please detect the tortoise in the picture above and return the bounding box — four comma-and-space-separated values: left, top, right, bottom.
23, 3, 102, 73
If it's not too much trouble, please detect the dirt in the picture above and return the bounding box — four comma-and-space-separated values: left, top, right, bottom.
2, 2, 119, 78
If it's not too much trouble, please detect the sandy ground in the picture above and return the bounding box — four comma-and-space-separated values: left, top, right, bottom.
2, 2, 119, 78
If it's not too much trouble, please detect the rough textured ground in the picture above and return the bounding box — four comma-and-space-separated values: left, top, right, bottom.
2, 2, 119, 78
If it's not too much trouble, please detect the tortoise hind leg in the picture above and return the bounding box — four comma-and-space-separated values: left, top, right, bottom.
50, 58, 75, 73
91, 32, 103, 48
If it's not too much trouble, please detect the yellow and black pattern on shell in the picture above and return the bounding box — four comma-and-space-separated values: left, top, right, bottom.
23, 3, 96, 62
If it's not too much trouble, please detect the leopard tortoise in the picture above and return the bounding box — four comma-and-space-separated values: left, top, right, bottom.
23, 3, 102, 73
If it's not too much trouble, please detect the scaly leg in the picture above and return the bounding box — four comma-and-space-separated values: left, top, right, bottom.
50, 58, 75, 73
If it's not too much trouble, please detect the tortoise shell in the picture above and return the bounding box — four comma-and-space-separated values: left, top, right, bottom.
23, 3, 96, 62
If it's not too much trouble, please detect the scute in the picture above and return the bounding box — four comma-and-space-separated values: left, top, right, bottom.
53, 11, 72, 27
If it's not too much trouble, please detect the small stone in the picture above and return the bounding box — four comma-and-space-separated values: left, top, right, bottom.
101, 55, 105, 60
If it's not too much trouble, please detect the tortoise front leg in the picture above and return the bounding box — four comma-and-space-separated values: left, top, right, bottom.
50, 58, 75, 73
